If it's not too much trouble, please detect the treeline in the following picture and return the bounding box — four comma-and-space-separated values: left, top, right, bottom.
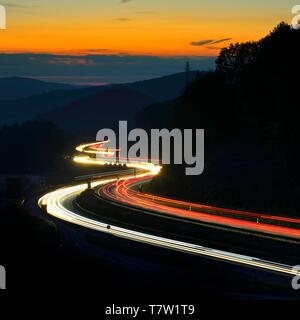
177, 22, 300, 152
148, 22, 300, 214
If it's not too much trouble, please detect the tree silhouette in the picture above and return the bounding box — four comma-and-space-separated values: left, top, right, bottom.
148, 22, 300, 214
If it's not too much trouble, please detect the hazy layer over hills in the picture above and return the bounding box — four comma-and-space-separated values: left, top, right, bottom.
0, 72, 196, 126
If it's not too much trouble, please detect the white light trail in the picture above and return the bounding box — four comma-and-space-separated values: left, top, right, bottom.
38, 142, 300, 277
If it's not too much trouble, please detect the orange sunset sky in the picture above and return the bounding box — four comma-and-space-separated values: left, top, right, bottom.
0, 0, 294, 56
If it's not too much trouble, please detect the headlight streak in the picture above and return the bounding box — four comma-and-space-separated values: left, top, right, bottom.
38, 180, 300, 276
38, 142, 300, 277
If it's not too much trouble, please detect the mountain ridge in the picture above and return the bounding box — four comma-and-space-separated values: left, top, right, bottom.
0, 71, 200, 126
0, 77, 74, 100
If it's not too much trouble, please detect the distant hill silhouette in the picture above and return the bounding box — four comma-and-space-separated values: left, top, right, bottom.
0, 72, 198, 126
40, 88, 156, 137
0, 77, 73, 100
0, 85, 110, 125
122, 71, 198, 101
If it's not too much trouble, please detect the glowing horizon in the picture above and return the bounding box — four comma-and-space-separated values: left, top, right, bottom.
0, 0, 292, 57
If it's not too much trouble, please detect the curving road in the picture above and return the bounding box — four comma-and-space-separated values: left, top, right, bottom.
39, 141, 300, 277
99, 176, 300, 239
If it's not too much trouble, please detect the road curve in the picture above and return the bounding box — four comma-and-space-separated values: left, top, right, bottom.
99, 176, 300, 239
38, 141, 300, 277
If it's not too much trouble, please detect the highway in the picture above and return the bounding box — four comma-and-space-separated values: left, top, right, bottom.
99, 176, 300, 239
39, 141, 300, 277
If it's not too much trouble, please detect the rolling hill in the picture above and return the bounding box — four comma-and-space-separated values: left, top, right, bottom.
0, 71, 199, 126
40, 88, 156, 137
0, 77, 74, 100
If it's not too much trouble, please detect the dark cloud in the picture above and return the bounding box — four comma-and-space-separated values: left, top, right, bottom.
211, 38, 232, 45
116, 18, 131, 21
190, 40, 215, 46
48, 57, 96, 66
190, 38, 232, 47
120, 0, 133, 4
